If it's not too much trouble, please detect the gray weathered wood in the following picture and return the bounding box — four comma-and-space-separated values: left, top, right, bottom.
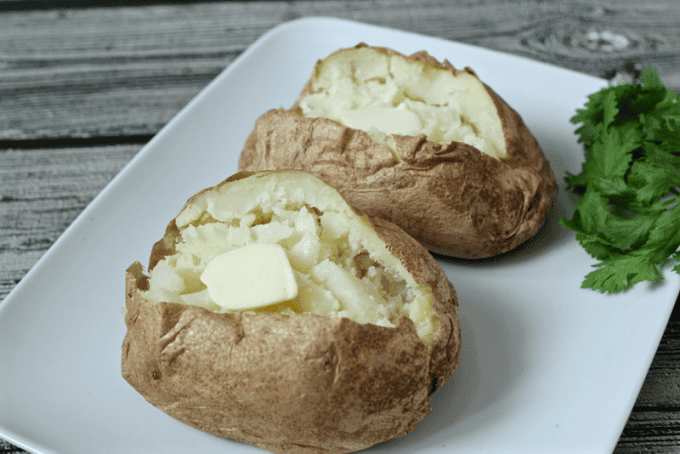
0, 144, 141, 302
0, 0, 679, 141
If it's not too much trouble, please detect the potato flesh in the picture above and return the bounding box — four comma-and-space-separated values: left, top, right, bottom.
298, 47, 506, 159
142, 177, 438, 346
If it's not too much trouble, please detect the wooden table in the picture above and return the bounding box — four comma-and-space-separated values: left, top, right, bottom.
1, 1, 679, 452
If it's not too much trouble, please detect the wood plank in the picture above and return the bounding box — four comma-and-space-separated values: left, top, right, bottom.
0, 0, 679, 141
0, 439, 24, 454
0, 0, 216, 11
616, 409, 680, 454
0, 144, 141, 301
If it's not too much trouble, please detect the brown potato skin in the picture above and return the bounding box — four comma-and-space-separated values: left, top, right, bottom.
238, 44, 558, 259
122, 173, 461, 454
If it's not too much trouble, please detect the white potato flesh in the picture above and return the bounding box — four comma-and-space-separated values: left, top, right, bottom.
298, 46, 506, 159
142, 171, 439, 347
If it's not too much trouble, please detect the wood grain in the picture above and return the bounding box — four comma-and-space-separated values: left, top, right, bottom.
0, 0, 679, 141
1, 1, 680, 453
0, 144, 142, 302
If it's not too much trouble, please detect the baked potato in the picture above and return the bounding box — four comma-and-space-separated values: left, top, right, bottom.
122, 170, 461, 454
239, 44, 558, 258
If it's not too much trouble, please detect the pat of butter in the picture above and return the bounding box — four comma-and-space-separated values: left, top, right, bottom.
340, 107, 423, 136
200, 243, 298, 310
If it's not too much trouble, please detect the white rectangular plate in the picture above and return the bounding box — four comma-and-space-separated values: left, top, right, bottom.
1, 17, 678, 454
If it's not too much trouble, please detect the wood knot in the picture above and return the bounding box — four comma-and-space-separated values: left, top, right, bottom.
581, 29, 632, 52
519, 25, 646, 61
565, 27, 665, 56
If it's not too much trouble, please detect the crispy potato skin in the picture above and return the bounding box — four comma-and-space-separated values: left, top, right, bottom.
238, 45, 558, 259
122, 173, 461, 454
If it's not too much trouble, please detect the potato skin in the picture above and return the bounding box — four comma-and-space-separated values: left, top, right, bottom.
238, 45, 558, 259
122, 173, 461, 454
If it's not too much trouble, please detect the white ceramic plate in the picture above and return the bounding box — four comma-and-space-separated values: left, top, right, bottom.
1, 17, 678, 454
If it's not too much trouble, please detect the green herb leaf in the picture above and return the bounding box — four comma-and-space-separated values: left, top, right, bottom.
641, 65, 665, 89
561, 65, 680, 294
582, 254, 663, 294
673, 251, 680, 275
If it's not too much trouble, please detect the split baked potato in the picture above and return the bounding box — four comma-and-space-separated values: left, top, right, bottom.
122, 170, 461, 454
239, 44, 558, 258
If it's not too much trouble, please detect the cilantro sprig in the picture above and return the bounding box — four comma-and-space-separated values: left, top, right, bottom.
560, 65, 680, 294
